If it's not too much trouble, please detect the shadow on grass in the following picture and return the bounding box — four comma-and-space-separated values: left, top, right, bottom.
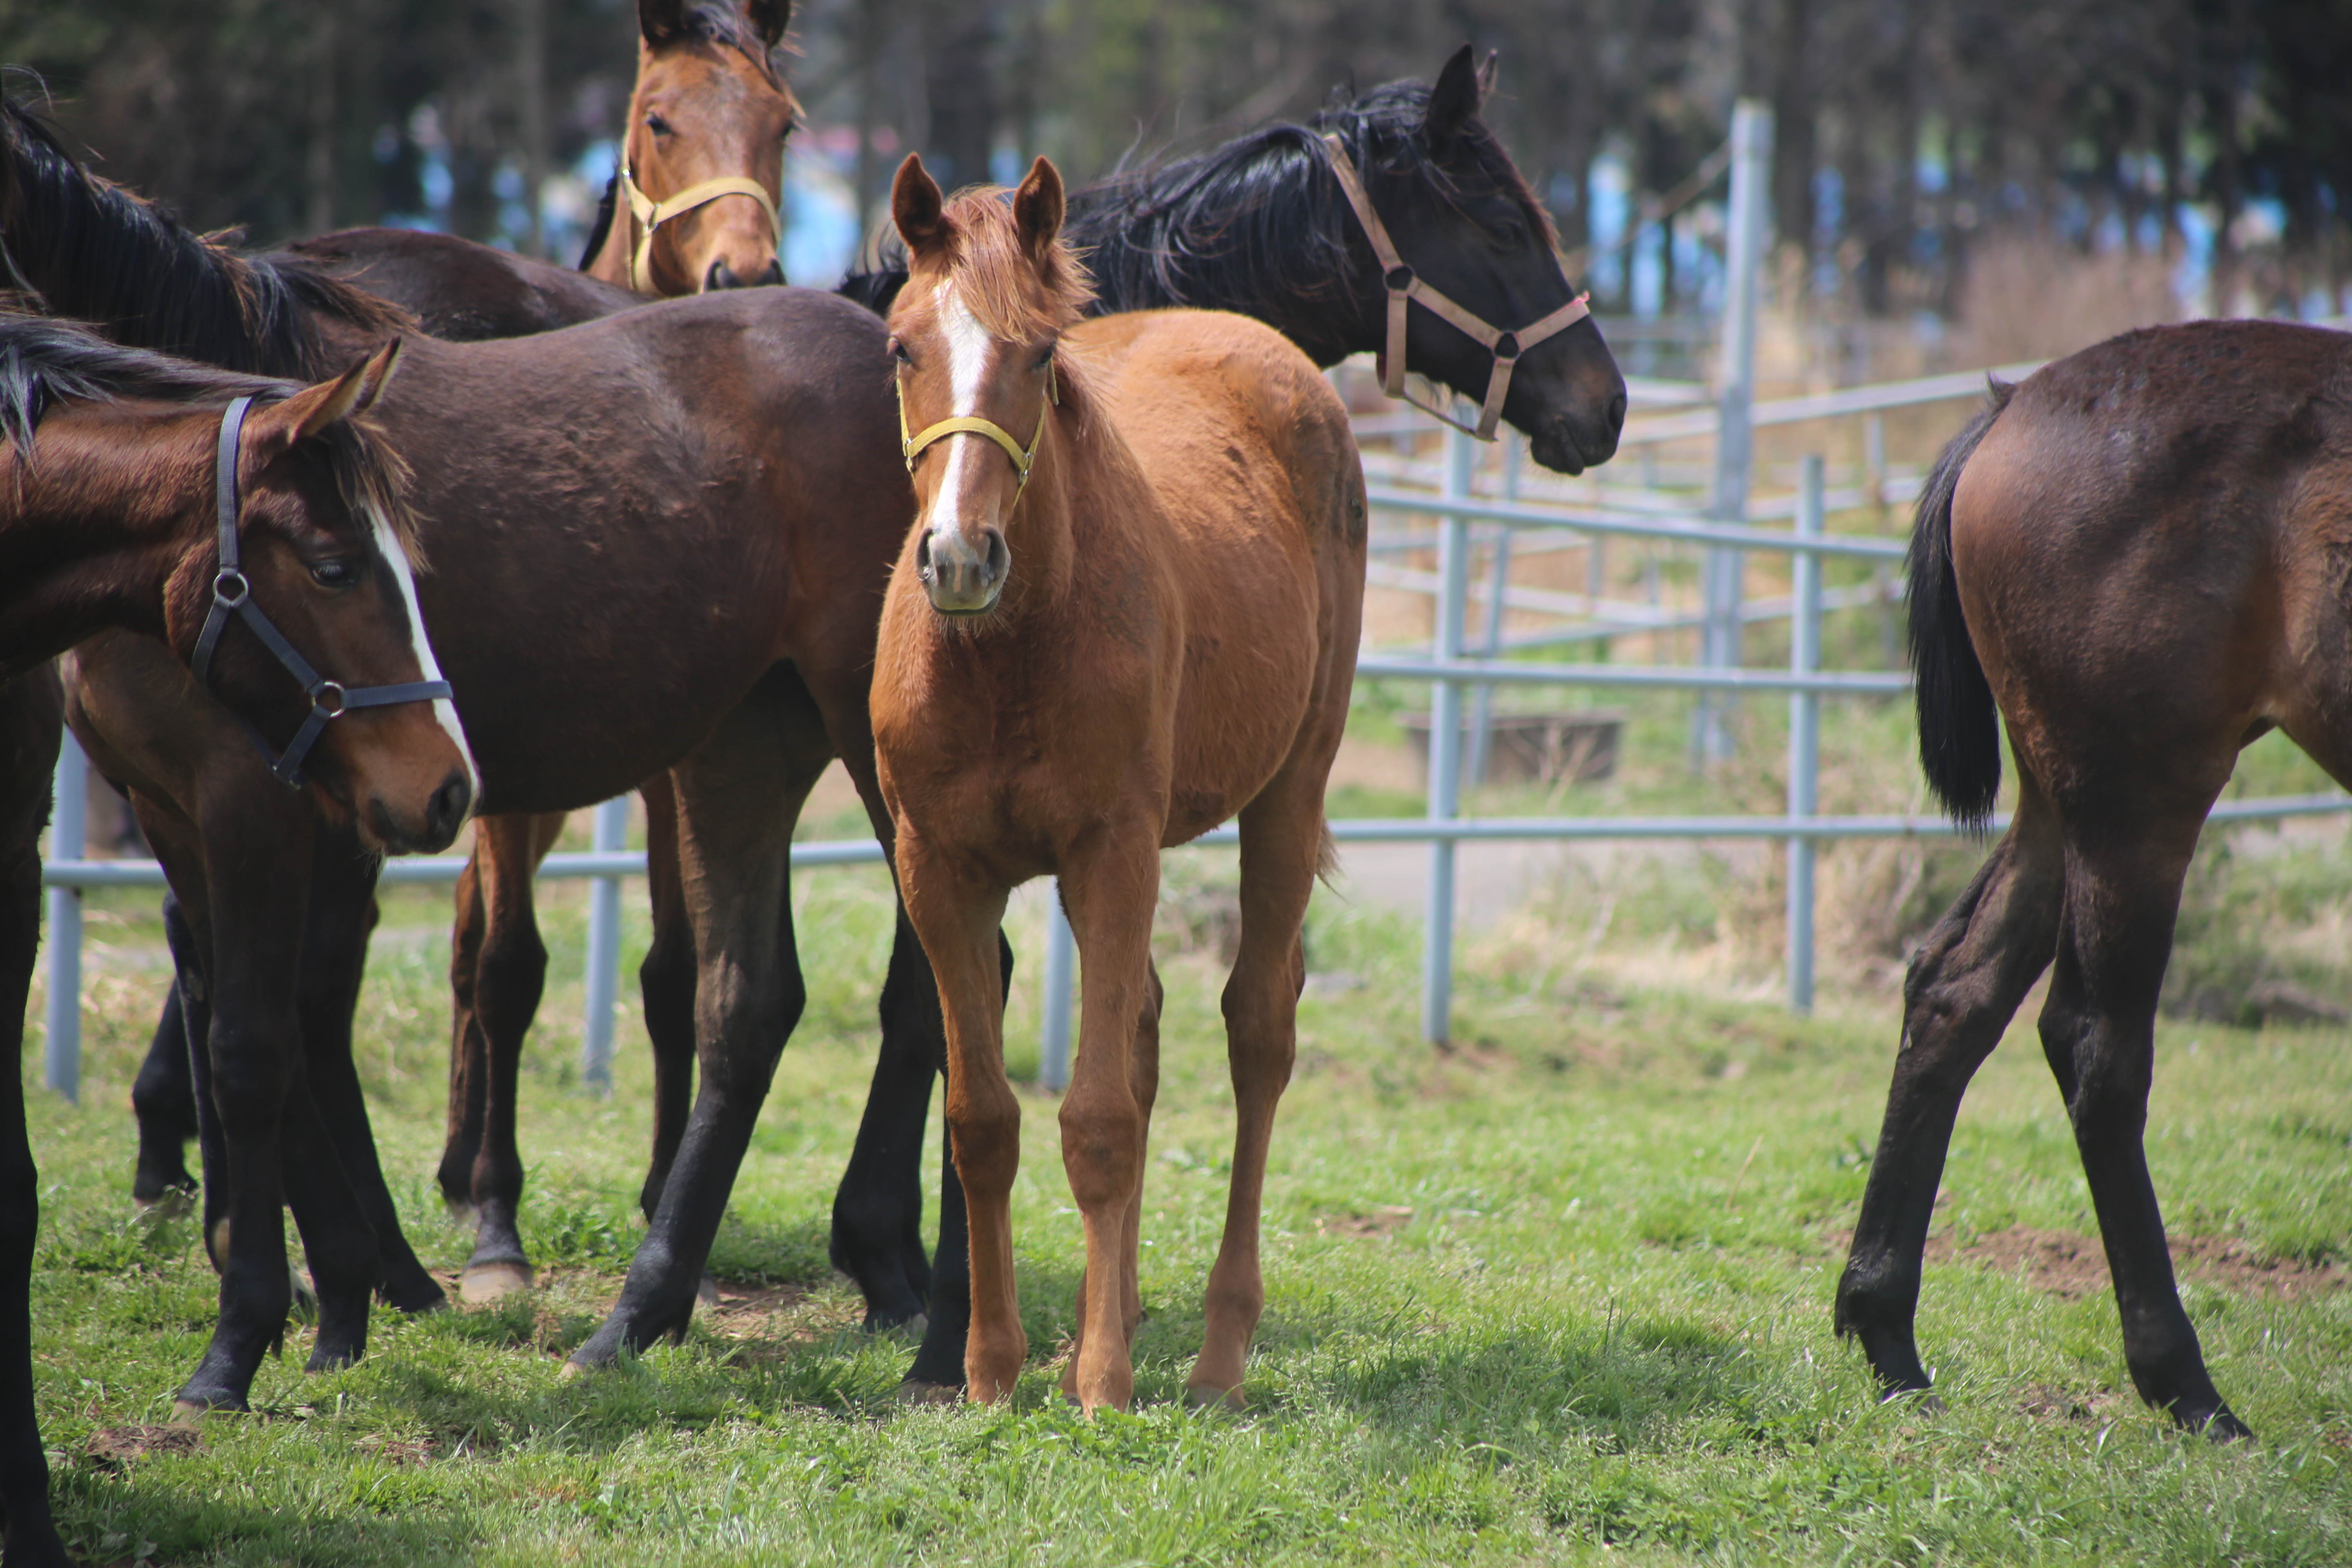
58, 1468, 479, 1568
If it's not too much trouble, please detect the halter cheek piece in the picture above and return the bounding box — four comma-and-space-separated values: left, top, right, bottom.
189, 395, 454, 788
618, 160, 782, 293
1319, 134, 1591, 442
896, 359, 1060, 499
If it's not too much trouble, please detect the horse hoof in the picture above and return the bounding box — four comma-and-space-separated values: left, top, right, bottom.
443, 1198, 479, 1229
2195, 1406, 2255, 1443
558, 1358, 590, 1382
169, 1394, 244, 1422
1181, 1381, 1245, 1412
697, 1273, 721, 1309
461, 1261, 535, 1304
896, 1378, 962, 1406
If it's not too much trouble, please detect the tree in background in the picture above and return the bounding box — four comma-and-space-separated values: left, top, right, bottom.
2, 0, 2347, 325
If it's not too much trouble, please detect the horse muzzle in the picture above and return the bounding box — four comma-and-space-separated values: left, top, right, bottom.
916, 522, 1009, 616
368, 767, 473, 855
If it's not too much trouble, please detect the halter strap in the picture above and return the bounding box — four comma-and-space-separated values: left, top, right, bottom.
896, 361, 1059, 498
189, 395, 454, 788
619, 160, 782, 293
1319, 134, 1591, 442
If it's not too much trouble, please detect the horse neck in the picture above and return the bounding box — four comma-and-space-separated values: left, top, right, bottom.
0, 413, 207, 665
0, 114, 303, 376
1064, 140, 1374, 368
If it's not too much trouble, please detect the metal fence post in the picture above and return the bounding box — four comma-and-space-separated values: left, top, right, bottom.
1040, 882, 1074, 1091
1422, 427, 1474, 1044
43, 735, 84, 1102
579, 793, 630, 1094
1787, 455, 1824, 1014
1695, 99, 1774, 766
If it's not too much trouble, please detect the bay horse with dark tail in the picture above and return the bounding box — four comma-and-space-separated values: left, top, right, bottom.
875, 155, 1364, 1410
1836, 318, 2352, 1440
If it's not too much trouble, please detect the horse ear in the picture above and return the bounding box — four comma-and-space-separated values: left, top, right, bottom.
1012, 157, 1065, 258
1476, 49, 1499, 101
892, 155, 947, 256
241, 340, 404, 468
1425, 45, 1480, 144
639, 0, 689, 47
746, 0, 791, 49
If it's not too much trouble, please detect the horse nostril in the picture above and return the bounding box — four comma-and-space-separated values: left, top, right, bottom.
704, 259, 740, 292
428, 771, 472, 840
915, 531, 935, 581
1607, 390, 1628, 434
982, 528, 1009, 585
756, 258, 784, 287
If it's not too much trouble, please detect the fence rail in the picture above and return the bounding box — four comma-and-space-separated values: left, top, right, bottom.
33, 101, 2351, 1098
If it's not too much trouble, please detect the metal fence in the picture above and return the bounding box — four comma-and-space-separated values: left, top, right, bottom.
34, 98, 2352, 1100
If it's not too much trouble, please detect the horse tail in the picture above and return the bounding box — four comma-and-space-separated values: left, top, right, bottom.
1315, 820, 1340, 889
1908, 379, 2014, 832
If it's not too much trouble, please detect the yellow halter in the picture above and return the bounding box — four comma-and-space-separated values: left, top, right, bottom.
617, 159, 782, 294
896, 359, 1059, 497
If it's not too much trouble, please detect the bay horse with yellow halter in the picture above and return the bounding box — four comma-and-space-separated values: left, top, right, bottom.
873, 155, 1365, 1410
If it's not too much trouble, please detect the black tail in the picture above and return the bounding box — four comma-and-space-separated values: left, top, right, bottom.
1907, 379, 2014, 831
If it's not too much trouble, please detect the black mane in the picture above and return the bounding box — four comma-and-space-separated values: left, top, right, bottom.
833, 72, 1552, 367
0, 100, 411, 381
0, 309, 288, 458
678, 2, 787, 87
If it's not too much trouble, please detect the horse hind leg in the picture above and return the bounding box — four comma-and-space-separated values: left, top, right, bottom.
1187, 781, 1322, 1408
2038, 798, 2249, 1439
633, 777, 725, 1309
130, 895, 200, 1209
1835, 781, 2063, 1397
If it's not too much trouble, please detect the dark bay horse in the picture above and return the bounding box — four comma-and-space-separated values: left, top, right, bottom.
1835, 319, 2352, 1441
0, 318, 479, 1565
875, 157, 1365, 1410
61, 285, 918, 1413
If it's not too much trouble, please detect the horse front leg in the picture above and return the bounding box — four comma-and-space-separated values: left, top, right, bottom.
0, 671, 67, 1566
158, 803, 322, 1412
1835, 783, 2062, 1398
567, 675, 824, 1368
458, 812, 562, 1302
1051, 831, 1160, 1414
296, 823, 443, 1314
897, 841, 1021, 1403
635, 775, 695, 1219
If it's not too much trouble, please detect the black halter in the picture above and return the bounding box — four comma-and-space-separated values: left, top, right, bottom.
189, 395, 454, 788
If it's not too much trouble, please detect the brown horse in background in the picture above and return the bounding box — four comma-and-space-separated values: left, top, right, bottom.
874, 157, 1365, 1410
1836, 319, 2352, 1441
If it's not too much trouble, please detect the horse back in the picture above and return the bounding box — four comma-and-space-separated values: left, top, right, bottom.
1066, 308, 1366, 841
274, 229, 644, 343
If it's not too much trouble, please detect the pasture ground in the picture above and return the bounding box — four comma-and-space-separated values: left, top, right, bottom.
21, 729, 2352, 1564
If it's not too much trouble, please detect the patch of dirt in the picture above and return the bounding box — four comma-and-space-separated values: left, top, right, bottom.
85, 1425, 200, 1471
1316, 1205, 1414, 1239
1830, 1226, 2348, 1301
2017, 1383, 2126, 1423
702, 1279, 813, 1335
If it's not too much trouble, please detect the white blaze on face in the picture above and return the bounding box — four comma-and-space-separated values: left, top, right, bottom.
925, 280, 1002, 543
370, 510, 481, 810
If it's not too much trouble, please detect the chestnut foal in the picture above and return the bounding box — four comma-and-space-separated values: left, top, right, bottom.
873, 157, 1365, 1410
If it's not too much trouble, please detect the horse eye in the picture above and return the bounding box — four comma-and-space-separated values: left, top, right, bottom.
1492, 217, 1528, 248
646, 111, 673, 136
1034, 348, 1054, 371
309, 558, 359, 590
889, 338, 912, 365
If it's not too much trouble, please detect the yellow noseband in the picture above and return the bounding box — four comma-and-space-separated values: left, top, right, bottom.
896, 359, 1060, 497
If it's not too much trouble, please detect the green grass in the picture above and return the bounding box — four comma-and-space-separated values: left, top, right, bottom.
20, 854, 2352, 1565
